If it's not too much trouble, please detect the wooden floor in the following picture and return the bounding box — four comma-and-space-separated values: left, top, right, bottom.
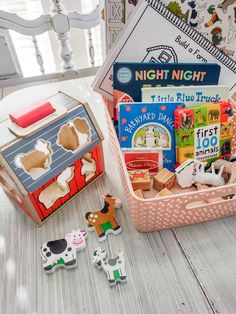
0, 77, 236, 314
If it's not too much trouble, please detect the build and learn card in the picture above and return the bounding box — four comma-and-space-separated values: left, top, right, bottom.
174, 101, 233, 164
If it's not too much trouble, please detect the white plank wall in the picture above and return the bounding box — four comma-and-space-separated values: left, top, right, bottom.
0, 77, 236, 314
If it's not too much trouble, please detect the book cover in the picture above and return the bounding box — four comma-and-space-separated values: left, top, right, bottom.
114, 62, 221, 107
92, 0, 236, 100
175, 101, 233, 164
142, 85, 229, 107
118, 102, 185, 170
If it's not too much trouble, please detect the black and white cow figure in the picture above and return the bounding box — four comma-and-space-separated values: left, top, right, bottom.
92, 247, 127, 286
40, 229, 87, 274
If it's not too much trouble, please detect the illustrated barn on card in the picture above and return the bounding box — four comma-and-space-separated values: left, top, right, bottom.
0, 92, 104, 225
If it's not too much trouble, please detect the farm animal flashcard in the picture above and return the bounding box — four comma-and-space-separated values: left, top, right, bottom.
92, 247, 127, 286
85, 194, 121, 241
40, 229, 87, 274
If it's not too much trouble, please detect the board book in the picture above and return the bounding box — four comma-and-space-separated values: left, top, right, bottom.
118, 102, 185, 170
174, 101, 233, 164
93, 0, 236, 100
142, 85, 229, 107
114, 62, 221, 107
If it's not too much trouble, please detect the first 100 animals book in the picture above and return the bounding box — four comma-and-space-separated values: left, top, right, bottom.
118, 102, 185, 170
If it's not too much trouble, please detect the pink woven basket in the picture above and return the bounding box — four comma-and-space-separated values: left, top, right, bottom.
105, 99, 236, 232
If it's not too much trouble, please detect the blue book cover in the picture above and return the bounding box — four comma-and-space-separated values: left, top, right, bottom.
118, 102, 185, 170
114, 62, 221, 107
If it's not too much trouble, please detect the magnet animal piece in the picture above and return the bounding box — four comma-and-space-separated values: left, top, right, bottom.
40, 229, 87, 274
92, 247, 127, 287
85, 194, 121, 241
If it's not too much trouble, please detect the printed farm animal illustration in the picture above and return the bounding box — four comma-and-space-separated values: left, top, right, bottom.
218, 0, 235, 13
15, 139, 52, 180
208, 109, 219, 121
40, 229, 87, 273
145, 126, 157, 147
180, 113, 193, 129
220, 123, 232, 137
81, 153, 96, 182
187, 0, 206, 28
221, 139, 231, 155
181, 131, 193, 143
195, 109, 206, 124
226, 15, 236, 44
92, 247, 127, 286
38, 166, 75, 209
85, 194, 121, 241
166, 1, 190, 22
210, 27, 224, 45
134, 136, 145, 147
57, 118, 90, 152
205, 5, 220, 27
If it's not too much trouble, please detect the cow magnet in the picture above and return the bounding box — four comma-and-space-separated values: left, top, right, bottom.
85, 194, 122, 241
92, 247, 127, 287
40, 229, 87, 274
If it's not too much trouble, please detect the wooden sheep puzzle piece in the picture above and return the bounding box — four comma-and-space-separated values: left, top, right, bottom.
85, 194, 121, 241
92, 247, 127, 286
38, 166, 75, 209
153, 168, 175, 191
40, 229, 87, 274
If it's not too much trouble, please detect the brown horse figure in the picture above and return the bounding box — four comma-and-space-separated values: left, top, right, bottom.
85, 194, 121, 241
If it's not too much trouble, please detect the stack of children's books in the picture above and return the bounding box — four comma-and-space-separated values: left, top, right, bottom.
93, 0, 236, 197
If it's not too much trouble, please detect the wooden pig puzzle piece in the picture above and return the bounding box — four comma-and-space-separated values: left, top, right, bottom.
85, 194, 121, 241
40, 229, 87, 274
92, 247, 127, 287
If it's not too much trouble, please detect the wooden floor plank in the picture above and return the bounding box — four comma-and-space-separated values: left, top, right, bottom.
174, 217, 236, 314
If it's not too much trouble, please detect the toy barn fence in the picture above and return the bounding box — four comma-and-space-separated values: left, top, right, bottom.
105, 98, 236, 232
0, 0, 100, 86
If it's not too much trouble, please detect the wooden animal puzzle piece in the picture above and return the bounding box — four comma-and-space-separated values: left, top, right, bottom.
214, 159, 236, 184
175, 159, 205, 188
15, 139, 52, 180
85, 194, 121, 241
128, 169, 151, 191
134, 189, 144, 199
57, 118, 90, 153
40, 229, 87, 274
38, 166, 75, 209
92, 247, 127, 287
155, 188, 173, 198
81, 153, 97, 182
194, 163, 225, 187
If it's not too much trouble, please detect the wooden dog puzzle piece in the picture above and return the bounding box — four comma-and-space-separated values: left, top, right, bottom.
128, 169, 151, 191
85, 194, 121, 241
155, 188, 173, 198
40, 229, 87, 274
92, 247, 127, 287
195, 183, 223, 203
153, 168, 176, 191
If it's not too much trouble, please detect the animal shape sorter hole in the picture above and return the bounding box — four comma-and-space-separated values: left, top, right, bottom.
81, 153, 96, 182
57, 118, 91, 153
38, 166, 75, 209
15, 139, 52, 180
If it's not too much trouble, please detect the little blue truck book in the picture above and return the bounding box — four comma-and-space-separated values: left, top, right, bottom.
118, 102, 185, 170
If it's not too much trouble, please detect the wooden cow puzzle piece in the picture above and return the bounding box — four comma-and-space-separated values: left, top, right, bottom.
40, 229, 87, 274
92, 247, 127, 287
85, 194, 121, 241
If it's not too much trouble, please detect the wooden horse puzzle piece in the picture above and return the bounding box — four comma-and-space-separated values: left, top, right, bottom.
85, 194, 121, 241
92, 247, 127, 287
40, 229, 87, 274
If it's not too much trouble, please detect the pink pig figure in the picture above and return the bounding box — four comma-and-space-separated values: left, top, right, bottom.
40, 229, 87, 274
